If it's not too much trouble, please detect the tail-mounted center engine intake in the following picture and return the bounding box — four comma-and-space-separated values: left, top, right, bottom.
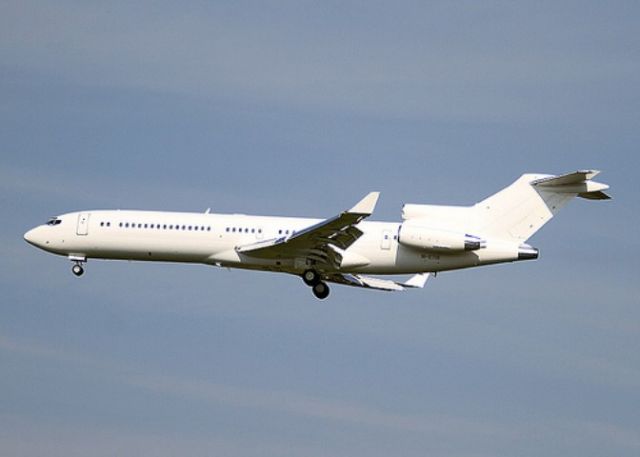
398, 220, 485, 252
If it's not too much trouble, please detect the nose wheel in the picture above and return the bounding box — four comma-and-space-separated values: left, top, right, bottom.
71, 263, 85, 277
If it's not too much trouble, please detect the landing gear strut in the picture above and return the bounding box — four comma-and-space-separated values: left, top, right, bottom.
69, 255, 86, 277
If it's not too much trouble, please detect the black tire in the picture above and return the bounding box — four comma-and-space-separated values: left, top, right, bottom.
302, 269, 321, 286
312, 282, 330, 299
72, 264, 84, 277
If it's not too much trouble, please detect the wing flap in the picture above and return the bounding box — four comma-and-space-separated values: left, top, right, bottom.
326, 273, 430, 292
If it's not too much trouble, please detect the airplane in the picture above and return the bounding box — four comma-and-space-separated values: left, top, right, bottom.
24, 170, 610, 299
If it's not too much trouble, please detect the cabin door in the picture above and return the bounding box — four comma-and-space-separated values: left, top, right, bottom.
76, 213, 90, 236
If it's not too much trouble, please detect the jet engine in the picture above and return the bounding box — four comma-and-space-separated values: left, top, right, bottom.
398, 220, 485, 252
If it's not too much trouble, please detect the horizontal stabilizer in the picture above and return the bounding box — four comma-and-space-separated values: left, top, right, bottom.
532, 170, 601, 186
531, 170, 611, 199
578, 190, 611, 200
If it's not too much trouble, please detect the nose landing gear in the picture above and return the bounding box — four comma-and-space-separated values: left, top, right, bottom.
69, 256, 86, 277
71, 263, 84, 277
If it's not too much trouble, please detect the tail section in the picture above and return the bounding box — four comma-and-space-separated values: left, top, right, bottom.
476, 170, 610, 242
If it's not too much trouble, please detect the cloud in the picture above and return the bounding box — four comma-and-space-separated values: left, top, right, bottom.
0, 414, 320, 457
0, 165, 250, 211
0, 333, 512, 440
4, 333, 639, 456
126, 373, 515, 440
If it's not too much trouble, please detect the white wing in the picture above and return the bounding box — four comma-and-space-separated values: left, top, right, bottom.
236, 192, 379, 270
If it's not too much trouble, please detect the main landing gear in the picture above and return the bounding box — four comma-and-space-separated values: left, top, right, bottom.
302, 269, 330, 299
312, 281, 330, 299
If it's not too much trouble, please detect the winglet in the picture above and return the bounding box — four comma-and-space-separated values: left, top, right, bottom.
349, 192, 380, 215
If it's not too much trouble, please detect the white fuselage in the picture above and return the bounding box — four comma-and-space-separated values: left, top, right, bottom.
23, 171, 609, 298
24, 209, 525, 276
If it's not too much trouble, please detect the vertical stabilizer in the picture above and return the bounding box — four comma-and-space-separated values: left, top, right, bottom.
475, 171, 609, 242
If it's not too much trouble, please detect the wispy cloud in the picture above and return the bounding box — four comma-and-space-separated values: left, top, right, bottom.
0, 165, 251, 211
0, 334, 512, 440
0, 414, 321, 457
126, 373, 514, 440
4, 333, 639, 456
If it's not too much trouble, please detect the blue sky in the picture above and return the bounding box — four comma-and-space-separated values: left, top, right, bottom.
1, 1, 639, 456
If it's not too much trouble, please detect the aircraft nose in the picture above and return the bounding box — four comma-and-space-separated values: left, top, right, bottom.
24, 227, 41, 246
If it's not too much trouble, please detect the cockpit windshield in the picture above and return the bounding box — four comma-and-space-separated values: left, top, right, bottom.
46, 217, 62, 226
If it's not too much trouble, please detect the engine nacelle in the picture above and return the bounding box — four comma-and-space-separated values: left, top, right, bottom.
398, 222, 485, 252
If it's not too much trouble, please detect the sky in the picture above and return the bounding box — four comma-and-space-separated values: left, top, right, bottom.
1, 1, 639, 456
